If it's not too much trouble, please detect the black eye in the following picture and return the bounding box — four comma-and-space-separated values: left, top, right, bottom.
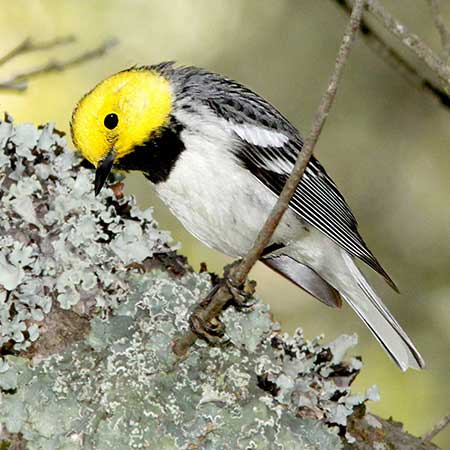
104, 113, 118, 129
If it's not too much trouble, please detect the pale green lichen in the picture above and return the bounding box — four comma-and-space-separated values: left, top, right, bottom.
0, 271, 357, 449
0, 119, 375, 449
0, 117, 173, 351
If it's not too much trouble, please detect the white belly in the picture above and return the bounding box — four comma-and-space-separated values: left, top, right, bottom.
154, 127, 301, 257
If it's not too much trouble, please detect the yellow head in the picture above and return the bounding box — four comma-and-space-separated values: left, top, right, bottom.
71, 68, 173, 192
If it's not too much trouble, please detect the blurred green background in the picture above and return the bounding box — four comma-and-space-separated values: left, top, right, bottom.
1, 0, 449, 447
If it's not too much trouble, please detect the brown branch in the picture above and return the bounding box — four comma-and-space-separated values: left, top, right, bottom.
0, 38, 118, 92
0, 35, 76, 68
365, 0, 450, 87
428, 0, 450, 59
423, 412, 450, 442
172, 0, 366, 357
333, 0, 450, 110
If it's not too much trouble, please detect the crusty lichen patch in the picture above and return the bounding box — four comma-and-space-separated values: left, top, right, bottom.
0, 116, 174, 352
0, 270, 371, 449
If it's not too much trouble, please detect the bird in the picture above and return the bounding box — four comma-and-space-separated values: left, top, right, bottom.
70, 62, 425, 371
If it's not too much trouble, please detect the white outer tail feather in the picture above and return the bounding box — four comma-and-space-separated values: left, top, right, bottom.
340, 252, 425, 371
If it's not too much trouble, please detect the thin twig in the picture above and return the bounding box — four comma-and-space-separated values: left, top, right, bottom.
0, 35, 76, 68
172, 0, 366, 357
333, 0, 450, 110
0, 38, 118, 92
365, 0, 450, 88
428, 0, 450, 60
423, 412, 450, 441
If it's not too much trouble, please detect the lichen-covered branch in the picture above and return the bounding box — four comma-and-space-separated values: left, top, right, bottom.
0, 5, 445, 449
423, 412, 450, 442
365, 0, 450, 87
428, 0, 450, 60
333, 0, 450, 110
172, 0, 365, 357
0, 119, 439, 449
0, 37, 117, 92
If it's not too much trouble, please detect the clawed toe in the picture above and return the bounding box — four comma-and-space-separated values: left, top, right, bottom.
187, 263, 257, 345
225, 277, 257, 310
189, 287, 228, 345
223, 261, 257, 310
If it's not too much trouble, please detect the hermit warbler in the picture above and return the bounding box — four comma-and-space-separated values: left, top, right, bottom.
71, 62, 424, 370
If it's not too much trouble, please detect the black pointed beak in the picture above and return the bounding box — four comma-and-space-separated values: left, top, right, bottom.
94, 150, 115, 196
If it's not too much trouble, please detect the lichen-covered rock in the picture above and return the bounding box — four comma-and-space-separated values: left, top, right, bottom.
0, 116, 174, 352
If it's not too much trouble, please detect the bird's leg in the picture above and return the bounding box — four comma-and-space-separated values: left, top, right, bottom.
188, 261, 257, 344
189, 284, 227, 345
223, 260, 257, 311
224, 278, 257, 311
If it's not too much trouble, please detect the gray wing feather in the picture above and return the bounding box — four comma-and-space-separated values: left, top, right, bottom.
238, 138, 397, 290
264, 255, 342, 308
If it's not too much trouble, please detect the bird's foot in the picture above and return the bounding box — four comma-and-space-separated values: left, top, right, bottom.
188, 261, 257, 345
189, 284, 228, 345
223, 261, 257, 311
224, 278, 257, 311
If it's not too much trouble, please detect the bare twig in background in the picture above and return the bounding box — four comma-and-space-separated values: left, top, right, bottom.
0, 35, 76, 67
423, 412, 450, 442
172, 0, 366, 357
0, 37, 118, 92
333, 0, 450, 110
365, 0, 450, 87
428, 0, 450, 59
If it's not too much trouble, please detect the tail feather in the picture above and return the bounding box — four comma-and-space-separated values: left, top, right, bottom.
268, 229, 425, 371
341, 252, 425, 371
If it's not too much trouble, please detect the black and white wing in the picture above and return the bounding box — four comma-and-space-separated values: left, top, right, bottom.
157, 64, 396, 289
235, 134, 397, 291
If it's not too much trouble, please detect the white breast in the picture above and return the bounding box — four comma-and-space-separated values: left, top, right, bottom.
154, 107, 302, 257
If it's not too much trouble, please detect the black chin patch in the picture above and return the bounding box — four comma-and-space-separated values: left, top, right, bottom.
116, 116, 185, 184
